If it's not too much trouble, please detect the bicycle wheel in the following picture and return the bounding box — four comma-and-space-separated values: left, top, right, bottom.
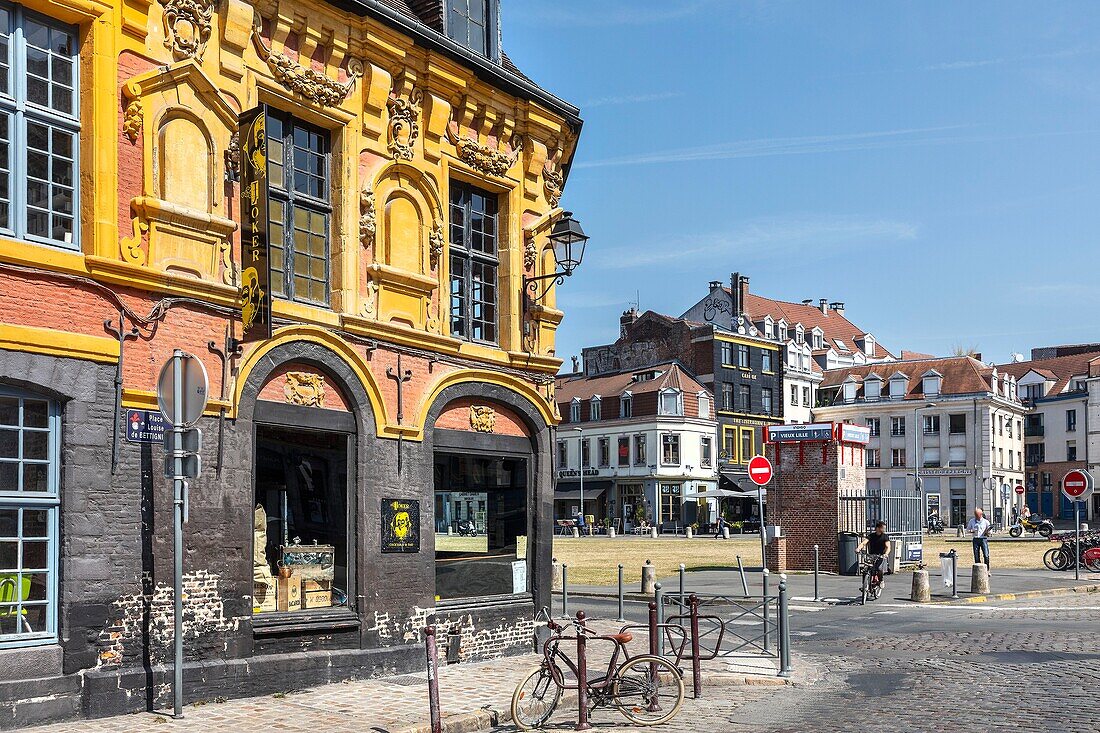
1043, 548, 1066, 571
612, 655, 685, 726
511, 666, 561, 731
1084, 554, 1100, 573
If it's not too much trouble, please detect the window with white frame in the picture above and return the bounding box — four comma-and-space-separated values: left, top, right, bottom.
661, 433, 681, 465
867, 417, 880, 436
633, 434, 646, 466
866, 448, 880, 467
778, 323, 788, 341
580, 438, 590, 468
659, 389, 683, 416
802, 385, 810, 406
923, 414, 940, 435
0, 387, 59, 646
617, 436, 630, 467
864, 378, 881, 401
842, 381, 857, 403
589, 396, 601, 422
891, 448, 906, 467
762, 350, 773, 372
569, 399, 580, 423
811, 330, 823, 349
720, 341, 732, 366
790, 383, 798, 406
891, 416, 906, 436
619, 393, 632, 419
0, 8, 79, 248
761, 388, 773, 416
697, 393, 709, 419
700, 436, 712, 467
557, 440, 567, 468
795, 325, 804, 344
922, 373, 942, 396
737, 344, 749, 368
597, 437, 610, 467
889, 377, 907, 398
1067, 409, 1077, 432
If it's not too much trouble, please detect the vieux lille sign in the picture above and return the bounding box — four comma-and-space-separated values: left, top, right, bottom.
238, 105, 272, 344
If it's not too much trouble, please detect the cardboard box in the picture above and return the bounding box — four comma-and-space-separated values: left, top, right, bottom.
276, 575, 302, 612
253, 581, 277, 613
302, 579, 332, 609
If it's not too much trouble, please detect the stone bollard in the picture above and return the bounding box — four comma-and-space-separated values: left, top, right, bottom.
571, 526, 579, 538
641, 560, 656, 594
650, 527, 658, 539
722, 527, 730, 539
609, 527, 616, 538
552, 558, 562, 591
447, 526, 453, 536
910, 569, 931, 603
686, 526, 694, 539
971, 563, 990, 594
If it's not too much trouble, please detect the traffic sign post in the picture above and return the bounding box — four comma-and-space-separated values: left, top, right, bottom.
747, 455, 774, 614
1061, 470, 1094, 582
156, 350, 209, 719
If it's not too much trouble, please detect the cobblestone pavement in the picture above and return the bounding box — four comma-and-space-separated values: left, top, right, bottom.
492, 590, 1100, 732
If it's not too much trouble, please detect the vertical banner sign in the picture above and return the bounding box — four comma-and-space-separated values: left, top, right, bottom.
238, 105, 272, 343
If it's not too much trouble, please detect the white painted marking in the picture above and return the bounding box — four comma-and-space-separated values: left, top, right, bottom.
789, 631, 817, 637
871, 610, 898, 615
788, 605, 825, 612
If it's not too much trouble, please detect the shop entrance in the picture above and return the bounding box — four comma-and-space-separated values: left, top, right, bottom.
253, 424, 350, 614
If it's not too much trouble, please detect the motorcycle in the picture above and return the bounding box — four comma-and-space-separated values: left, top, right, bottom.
926, 514, 945, 535
456, 519, 478, 537
1008, 514, 1054, 538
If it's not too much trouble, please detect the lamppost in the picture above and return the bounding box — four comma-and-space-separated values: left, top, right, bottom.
572, 426, 585, 533
523, 212, 590, 310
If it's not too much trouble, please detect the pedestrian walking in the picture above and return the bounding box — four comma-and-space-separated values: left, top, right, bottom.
966, 508, 992, 569
713, 515, 727, 539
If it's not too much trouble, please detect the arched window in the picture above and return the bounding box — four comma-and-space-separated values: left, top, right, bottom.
0, 387, 59, 646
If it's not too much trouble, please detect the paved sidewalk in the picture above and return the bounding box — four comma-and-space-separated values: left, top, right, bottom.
20, 618, 786, 733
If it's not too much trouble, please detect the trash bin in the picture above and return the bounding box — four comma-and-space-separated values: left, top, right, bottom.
838, 532, 860, 576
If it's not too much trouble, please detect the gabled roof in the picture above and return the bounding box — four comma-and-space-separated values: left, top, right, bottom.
999, 350, 1100, 397
821, 356, 998, 401
556, 362, 707, 405
739, 292, 894, 359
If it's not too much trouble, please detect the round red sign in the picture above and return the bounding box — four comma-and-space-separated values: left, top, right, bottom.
748, 455, 773, 486
1014, 485, 1025, 495
1063, 470, 1091, 500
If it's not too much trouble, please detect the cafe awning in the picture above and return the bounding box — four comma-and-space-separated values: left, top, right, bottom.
554, 488, 606, 501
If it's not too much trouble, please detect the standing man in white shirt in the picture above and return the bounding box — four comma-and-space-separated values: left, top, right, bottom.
966, 507, 992, 569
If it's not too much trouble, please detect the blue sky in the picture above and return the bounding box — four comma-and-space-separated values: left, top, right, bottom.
501, 0, 1100, 365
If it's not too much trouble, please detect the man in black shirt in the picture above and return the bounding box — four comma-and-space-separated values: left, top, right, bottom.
856, 521, 892, 585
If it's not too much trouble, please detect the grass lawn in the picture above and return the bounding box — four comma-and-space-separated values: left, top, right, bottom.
552, 534, 1057, 586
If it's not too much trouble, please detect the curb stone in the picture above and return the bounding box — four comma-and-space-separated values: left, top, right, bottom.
927, 582, 1099, 605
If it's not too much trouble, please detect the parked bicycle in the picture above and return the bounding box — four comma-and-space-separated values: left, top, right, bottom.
512, 612, 685, 729
859, 551, 886, 604
1043, 530, 1100, 572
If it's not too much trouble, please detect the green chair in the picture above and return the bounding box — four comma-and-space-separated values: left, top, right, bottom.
0, 575, 32, 633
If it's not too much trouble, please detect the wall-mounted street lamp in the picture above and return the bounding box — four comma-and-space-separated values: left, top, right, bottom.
524, 211, 589, 309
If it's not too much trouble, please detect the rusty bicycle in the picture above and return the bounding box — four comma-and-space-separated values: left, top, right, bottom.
511, 611, 684, 729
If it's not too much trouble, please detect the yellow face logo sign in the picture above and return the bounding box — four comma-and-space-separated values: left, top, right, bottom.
391, 510, 412, 540
241, 267, 265, 331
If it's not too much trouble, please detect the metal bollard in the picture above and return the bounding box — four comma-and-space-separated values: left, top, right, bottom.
813, 544, 820, 602
737, 555, 749, 597
424, 626, 443, 733
762, 569, 770, 653
950, 550, 959, 599
679, 563, 686, 608
654, 582, 665, 626
574, 611, 591, 731
617, 564, 626, 622
688, 594, 702, 699
778, 576, 791, 678
561, 564, 569, 618
647, 601, 659, 713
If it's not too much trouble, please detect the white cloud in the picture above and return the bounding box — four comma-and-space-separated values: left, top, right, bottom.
514, 1, 715, 28
582, 91, 683, 108
592, 215, 919, 270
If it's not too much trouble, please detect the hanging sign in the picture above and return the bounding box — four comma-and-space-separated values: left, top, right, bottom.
765, 423, 833, 443
238, 105, 272, 344
381, 498, 421, 553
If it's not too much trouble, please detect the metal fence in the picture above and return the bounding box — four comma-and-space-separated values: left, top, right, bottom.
657, 593, 780, 659
840, 486, 924, 565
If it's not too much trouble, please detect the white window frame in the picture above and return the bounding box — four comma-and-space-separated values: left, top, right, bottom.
658, 389, 683, 417
660, 433, 681, 466
569, 398, 580, 424
589, 396, 601, 422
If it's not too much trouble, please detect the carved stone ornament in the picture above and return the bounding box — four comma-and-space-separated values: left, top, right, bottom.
446, 121, 521, 176
251, 15, 364, 107
359, 185, 376, 248
469, 405, 496, 433
360, 280, 378, 317
159, 0, 215, 61
543, 141, 564, 206
429, 221, 445, 270
123, 99, 142, 144
523, 231, 537, 271
225, 131, 241, 180
387, 87, 423, 160
284, 372, 326, 407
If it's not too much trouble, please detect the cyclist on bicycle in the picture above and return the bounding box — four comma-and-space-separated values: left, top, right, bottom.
856, 520, 891, 587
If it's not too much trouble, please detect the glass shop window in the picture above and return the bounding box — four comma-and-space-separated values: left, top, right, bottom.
434, 453, 529, 601
253, 425, 349, 614
0, 388, 59, 645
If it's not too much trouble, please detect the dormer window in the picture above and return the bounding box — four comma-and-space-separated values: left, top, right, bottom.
620, 392, 633, 418
570, 398, 580, 423
842, 379, 858, 403
447, 0, 498, 59
763, 316, 773, 339
865, 336, 876, 357
795, 325, 804, 344
864, 376, 882, 401
659, 389, 683, 416
811, 328, 824, 350
922, 371, 942, 397
590, 396, 601, 421
889, 375, 908, 399
778, 321, 788, 341
697, 392, 710, 418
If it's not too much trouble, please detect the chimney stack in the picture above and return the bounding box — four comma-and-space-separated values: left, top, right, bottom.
619, 308, 639, 338
708, 280, 722, 292
738, 274, 750, 316
801, 299, 813, 306
829, 302, 845, 316
730, 272, 749, 318
819, 298, 829, 315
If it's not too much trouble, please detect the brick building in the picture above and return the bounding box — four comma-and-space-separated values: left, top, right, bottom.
0, 0, 582, 724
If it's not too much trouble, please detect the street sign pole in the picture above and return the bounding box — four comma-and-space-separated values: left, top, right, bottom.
172, 349, 184, 720
1075, 500, 1081, 582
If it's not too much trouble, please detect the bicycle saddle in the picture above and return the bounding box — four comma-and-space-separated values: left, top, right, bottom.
609, 632, 633, 644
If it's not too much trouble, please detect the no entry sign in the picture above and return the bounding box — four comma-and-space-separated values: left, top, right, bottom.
1062, 469, 1094, 502
1014, 485, 1025, 495
748, 455, 773, 486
